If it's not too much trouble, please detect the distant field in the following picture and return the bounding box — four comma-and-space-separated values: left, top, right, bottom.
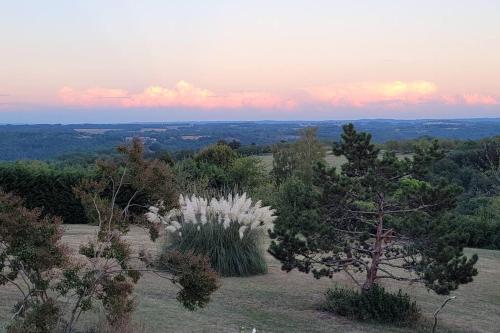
139, 128, 168, 132
1, 225, 497, 333
2, 119, 499, 161
258, 152, 347, 171
74, 128, 119, 134
257, 152, 412, 172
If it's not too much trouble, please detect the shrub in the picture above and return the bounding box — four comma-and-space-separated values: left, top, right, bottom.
454, 197, 500, 249
179, 144, 269, 194
229, 156, 268, 194
194, 144, 237, 168
0, 161, 91, 223
1, 140, 220, 332
147, 193, 276, 276
156, 251, 219, 310
322, 285, 420, 324
0, 191, 67, 332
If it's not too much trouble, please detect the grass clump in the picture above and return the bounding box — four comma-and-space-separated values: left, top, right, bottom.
165, 222, 267, 276
322, 284, 420, 325
147, 193, 276, 277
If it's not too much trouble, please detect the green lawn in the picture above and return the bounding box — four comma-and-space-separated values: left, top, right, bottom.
1, 225, 498, 333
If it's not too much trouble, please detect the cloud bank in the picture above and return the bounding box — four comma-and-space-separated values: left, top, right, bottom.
58, 80, 499, 111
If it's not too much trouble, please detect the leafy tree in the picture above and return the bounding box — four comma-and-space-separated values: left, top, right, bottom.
229, 156, 268, 194
0, 192, 67, 332
195, 144, 237, 168
270, 124, 478, 294
271, 142, 297, 186
294, 127, 326, 184
179, 144, 267, 195
153, 150, 175, 166
61, 138, 219, 331
454, 196, 500, 249
271, 127, 325, 186
1, 139, 219, 332
228, 139, 242, 150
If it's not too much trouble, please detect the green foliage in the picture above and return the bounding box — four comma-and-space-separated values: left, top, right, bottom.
293, 128, 326, 183
166, 222, 268, 277
0, 161, 92, 223
229, 156, 268, 194
423, 136, 500, 249
236, 143, 272, 156
322, 285, 420, 324
156, 251, 219, 310
269, 177, 322, 272
270, 124, 478, 295
100, 275, 136, 325
177, 146, 268, 196
55, 138, 217, 331
453, 197, 500, 249
332, 123, 379, 177
8, 299, 60, 333
194, 144, 237, 168
0, 121, 499, 161
271, 127, 326, 186
0, 191, 67, 332
271, 142, 297, 186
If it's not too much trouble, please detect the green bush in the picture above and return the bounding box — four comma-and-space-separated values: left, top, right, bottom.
322, 285, 420, 324
0, 161, 92, 224
194, 144, 237, 168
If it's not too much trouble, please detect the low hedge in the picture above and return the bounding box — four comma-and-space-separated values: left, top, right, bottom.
0, 161, 92, 224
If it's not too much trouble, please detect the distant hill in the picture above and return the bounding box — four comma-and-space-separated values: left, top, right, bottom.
0, 119, 499, 161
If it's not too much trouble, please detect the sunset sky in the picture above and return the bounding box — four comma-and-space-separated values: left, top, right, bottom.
1, 0, 499, 123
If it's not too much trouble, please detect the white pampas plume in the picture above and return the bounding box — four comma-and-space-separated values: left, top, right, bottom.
171, 220, 182, 230
145, 212, 160, 224
223, 217, 231, 229
147, 193, 276, 240
238, 225, 247, 239
165, 225, 177, 233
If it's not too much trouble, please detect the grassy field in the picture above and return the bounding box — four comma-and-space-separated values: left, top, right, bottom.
257, 152, 413, 172
1, 225, 498, 333
257, 152, 347, 172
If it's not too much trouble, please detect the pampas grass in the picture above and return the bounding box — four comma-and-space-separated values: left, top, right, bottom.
147, 193, 275, 276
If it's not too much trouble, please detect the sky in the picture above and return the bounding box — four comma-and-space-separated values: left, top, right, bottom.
1, 0, 499, 123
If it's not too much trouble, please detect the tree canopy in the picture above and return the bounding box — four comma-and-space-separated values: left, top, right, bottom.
270, 124, 478, 294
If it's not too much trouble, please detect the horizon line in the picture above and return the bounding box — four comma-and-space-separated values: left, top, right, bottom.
1, 116, 500, 126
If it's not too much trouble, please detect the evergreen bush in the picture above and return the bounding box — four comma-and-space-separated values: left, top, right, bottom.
0, 161, 91, 223
322, 284, 420, 324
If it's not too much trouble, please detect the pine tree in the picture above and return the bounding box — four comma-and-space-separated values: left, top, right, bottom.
270, 124, 478, 294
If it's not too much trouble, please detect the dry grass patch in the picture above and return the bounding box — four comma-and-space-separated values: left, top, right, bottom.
1, 225, 498, 332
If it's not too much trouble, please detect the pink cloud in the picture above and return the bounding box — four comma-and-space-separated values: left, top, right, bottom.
441, 93, 498, 106
60, 81, 295, 109
58, 80, 498, 110
462, 93, 498, 105
59, 87, 129, 106
303, 81, 438, 107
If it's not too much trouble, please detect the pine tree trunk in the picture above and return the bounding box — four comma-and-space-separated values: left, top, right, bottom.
362, 212, 384, 291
